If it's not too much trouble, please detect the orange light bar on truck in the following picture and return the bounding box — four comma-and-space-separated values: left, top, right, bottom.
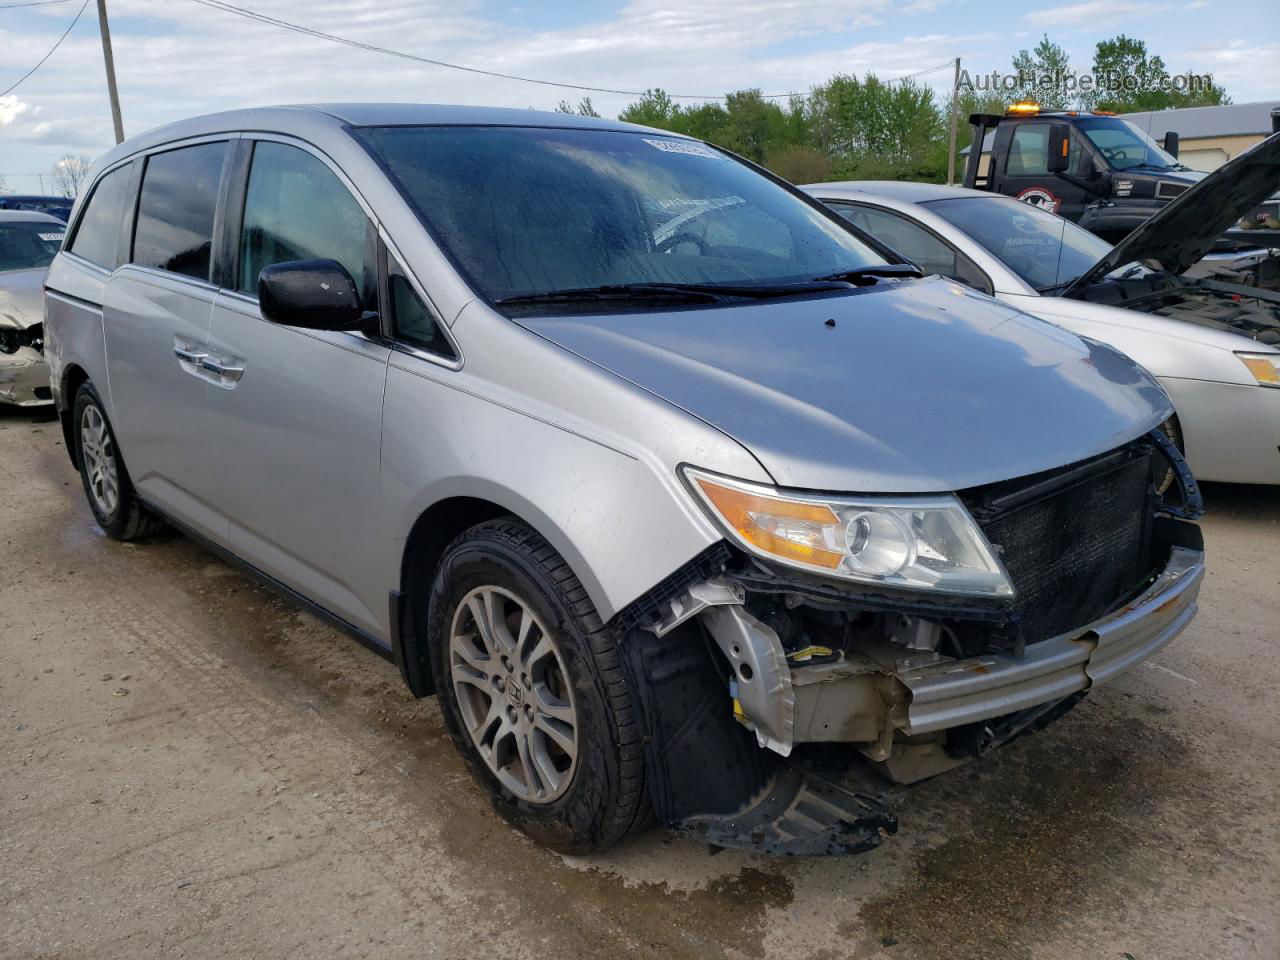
1006, 101, 1041, 115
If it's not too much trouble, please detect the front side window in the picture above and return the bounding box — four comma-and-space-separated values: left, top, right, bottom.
133, 142, 226, 281
1006, 125, 1049, 176
0, 220, 65, 272
830, 203, 989, 291
389, 257, 455, 359
237, 141, 374, 304
926, 195, 1113, 291
69, 165, 132, 269
353, 125, 886, 310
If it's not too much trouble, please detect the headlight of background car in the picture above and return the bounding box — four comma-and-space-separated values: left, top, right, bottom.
1237, 351, 1280, 388
684, 468, 1014, 598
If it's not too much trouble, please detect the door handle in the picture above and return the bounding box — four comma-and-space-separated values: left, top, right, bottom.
199, 356, 245, 381
174, 345, 207, 364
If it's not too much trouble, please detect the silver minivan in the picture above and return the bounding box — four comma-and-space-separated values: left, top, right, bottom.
44, 105, 1205, 855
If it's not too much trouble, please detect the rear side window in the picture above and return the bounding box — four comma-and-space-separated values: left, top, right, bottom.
69, 165, 132, 269
237, 141, 374, 304
133, 142, 226, 281
1006, 125, 1049, 176
831, 203, 990, 292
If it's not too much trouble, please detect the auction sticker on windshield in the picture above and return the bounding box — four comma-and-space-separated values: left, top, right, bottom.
643, 138, 721, 159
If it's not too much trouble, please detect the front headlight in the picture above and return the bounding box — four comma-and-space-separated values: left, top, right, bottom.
1237, 352, 1280, 388
684, 468, 1014, 598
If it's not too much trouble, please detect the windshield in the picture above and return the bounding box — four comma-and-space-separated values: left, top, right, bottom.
925, 195, 1113, 291
0, 220, 64, 272
1077, 116, 1183, 171
353, 125, 887, 309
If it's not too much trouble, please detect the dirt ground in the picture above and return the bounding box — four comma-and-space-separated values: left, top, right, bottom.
2, 402, 1278, 960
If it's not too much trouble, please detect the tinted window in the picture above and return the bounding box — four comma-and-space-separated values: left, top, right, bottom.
0, 220, 65, 272
926, 195, 1113, 290
69, 165, 132, 269
389, 257, 454, 359
830, 203, 989, 291
238, 142, 374, 304
353, 126, 885, 309
1006, 125, 1049, 176
133, 143, 225, 281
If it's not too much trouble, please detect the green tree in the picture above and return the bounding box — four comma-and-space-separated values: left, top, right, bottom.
1088, 35, 1230, 112
554, 97, 601, 117
1012, 34, 1077, 110
618, 88, 678, 128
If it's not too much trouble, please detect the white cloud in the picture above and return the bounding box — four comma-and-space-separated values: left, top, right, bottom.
1024, 1, 1167, 27
3, 0, 1000, 171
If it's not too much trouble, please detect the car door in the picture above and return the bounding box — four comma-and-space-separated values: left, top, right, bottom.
202, 137, 390, 635
826, 201, 992, 293
994, 122, 1090, 224
101, 139, 232, 542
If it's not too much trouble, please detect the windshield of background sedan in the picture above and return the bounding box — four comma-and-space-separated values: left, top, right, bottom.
925, 195, 1114, 291
354, 125, 888, 309
1077, 116, 1184, 172
0, 221, 64, 272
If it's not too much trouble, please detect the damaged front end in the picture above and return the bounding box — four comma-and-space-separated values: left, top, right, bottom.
620, 432, 1204, 856
0, 320, 52, 407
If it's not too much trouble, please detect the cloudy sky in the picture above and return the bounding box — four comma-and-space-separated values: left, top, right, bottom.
2, 0, 1277, 192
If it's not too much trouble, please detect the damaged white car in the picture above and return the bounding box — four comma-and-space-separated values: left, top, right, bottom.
1, 210, 63, 407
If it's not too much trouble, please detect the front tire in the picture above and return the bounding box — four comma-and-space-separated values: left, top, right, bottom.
72, 383, 164, 541
427, 518, 648, 852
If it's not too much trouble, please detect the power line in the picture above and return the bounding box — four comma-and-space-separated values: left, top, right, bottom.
186, 0, 819, 101
0, 0, 89, 97
0, 0, 72, 8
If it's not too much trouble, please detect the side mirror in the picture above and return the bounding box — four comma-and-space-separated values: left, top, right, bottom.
1163, 131, 1179, 158
258, 259, 363, 331
1047, 123, 1071, 174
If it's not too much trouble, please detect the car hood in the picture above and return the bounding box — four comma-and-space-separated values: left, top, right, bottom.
0, 268, 46, 330
517, 277, 1170, 493
1064, 131, 1280, 296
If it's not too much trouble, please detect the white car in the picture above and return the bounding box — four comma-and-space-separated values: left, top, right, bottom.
805, 137, 1280, 485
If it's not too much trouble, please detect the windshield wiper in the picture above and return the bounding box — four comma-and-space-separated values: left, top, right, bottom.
1035, 279, 1079, 294
495, 279, 861, 307
494, 283, 732, 306
811, 264, 924, 284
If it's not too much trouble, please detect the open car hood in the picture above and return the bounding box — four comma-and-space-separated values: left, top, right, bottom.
1063, 131, 1280, 298
518, 277, 1171, 493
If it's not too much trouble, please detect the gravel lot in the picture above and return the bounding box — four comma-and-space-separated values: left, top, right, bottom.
3, 402, 1278, 960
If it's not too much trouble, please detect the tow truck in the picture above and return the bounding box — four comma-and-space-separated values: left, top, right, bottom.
961, 102, 1280, 277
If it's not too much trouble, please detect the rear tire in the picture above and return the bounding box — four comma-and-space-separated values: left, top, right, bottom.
427, 518, 649, 852
72, 383, 164, 541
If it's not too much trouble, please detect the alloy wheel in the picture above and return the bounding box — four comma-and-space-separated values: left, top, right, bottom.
448, 585, 579, 803
80, 405, 119, 517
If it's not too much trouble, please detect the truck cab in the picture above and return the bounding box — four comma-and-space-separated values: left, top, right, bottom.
962, 103, 1278, 245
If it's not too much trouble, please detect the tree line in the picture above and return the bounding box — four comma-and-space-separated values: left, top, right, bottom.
558, 35, 1229, 184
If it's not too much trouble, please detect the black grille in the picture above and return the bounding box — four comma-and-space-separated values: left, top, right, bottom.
965, 447, 1155, 644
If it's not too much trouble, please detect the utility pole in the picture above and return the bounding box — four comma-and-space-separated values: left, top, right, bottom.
96, 0, 124, 144
946, 57, 961, 185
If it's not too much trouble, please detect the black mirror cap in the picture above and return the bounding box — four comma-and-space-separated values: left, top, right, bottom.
258, 258, 363, 331
1163, 130, 1180, 158
1047, 123, 1071, 174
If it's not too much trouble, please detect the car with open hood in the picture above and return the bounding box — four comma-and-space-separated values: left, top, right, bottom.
1, 210, 64, 407
806, 131, 1280, 486
44, 105, 1203, 856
